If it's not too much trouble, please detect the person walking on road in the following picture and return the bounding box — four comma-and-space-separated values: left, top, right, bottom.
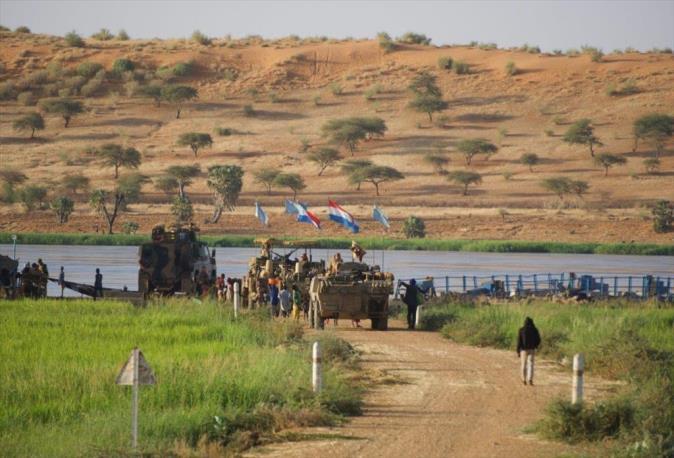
94, 268, 103, 301
517, 317, 541, 386
400, 279, 422, 329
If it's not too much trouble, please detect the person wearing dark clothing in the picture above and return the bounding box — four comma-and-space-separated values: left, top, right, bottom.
517, 317, 541, 385
94, 268, 103, 301
400, 279, 423, 329
58, 266, 65, 298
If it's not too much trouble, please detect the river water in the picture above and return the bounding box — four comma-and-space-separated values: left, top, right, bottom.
1, 243, 672, 298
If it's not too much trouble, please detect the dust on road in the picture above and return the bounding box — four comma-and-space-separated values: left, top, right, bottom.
247, 321, 607, 458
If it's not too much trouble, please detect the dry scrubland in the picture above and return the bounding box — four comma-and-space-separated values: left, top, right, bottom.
0, 30, 673, 243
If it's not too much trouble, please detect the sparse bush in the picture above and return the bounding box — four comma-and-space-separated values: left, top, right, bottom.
24, 70, 50, 87
91, 28, 113, 41
64, 31, 85, 47
447, 170, 482, 195
478, 42, 497, 50
313, 95, 321, 106
17, 91, 36, 106
61, 174, 90, 194
377, 32, 396, 53
403, 216, 426, 238
0, 81, 16, 101
171, 196, 194, 224
593, 153, 627, 176
269, 91, 281, 103
171, 60, 196, 77
18, 185, 48, 211
215, 127, 235, 136
112, 58, 135, 75
502, 171, 514, 181
222, 68, 238, 81
80, 78, 104, 97
397, 32, 431, 45
177, 132, 213, 157
0, 25, 9, 32
329, 82, 343, 96
520, 153, 539, 172
652, 200, 672, 233
77, 62, 103, 79
38, 98, 84, 127
505, 61, 518, 76
15, 26, 31, 34
437, 56, 453, 70
452, 60, 470, 75
423, 153, 450, 174
51, 196, 74, 224
116, 29, 129, 41
643, 158, 660, 174
121, 221, 139, 234
541, 177, 571, 200
13, 112, 45, 138
191, 30, 211, 46
243, 104, 255, 117
364, 84, 382, 101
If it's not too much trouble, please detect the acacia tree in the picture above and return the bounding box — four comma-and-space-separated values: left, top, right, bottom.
409, 94, 448, 122
408, 71, 441, 97
206, 165, 244, 223
569, 180, 590, 198
540, 177, 571, 200
447, 170, 482, 195
13, 112, 45, 138
161, 84, 197, 118
51, 196, 74, 224
89, 176, 143, 234
0, 169, 27, 202
177, 132, 212, 156
563, 119, 602, 156
274, 173, 306, 200
38, 98, 84, 127
423, 153, 449, 174
135, 84, 163, 107
165, 165, 200, 198
632, 113, 674, 157
520, 153, 540, 172
456, 138, 498, 165
351, 165, 404, 196
61, 174, 90, 195
18, 185, 48, 211
340, 159, 373, 190
97, 143, 141, 179
253, 168, 280, 195
321, 117, 387, 154
154, 176, 179, 196
594, 153, 627, 176
308, 148, 342, 176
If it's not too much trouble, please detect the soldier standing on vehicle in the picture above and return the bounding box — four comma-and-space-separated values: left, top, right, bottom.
94, 268, 103, 300
350, 241, 366, 263
517, 317, 541, 386
329, 253, 343, 275
58, 266, 65, 298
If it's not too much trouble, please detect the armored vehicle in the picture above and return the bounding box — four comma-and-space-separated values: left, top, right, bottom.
246, 238, 325, 307
0, 254, 18, 299
138, 225, 216, 296
309, 262, 394, 330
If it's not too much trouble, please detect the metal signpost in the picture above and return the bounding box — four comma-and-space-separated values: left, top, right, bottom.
11, 234, 17, 259
116, 348, 156, 449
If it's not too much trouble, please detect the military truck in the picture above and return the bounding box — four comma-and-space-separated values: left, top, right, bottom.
138, 224, 216, 296
309, 262, 394, 330
245, 238, 325, 307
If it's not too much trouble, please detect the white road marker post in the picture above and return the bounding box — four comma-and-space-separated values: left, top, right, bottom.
415, 305, 423, 329
572, 353, 584, 404
116, 347, 156, 451
233, 281, 240, 319
312, 341, 322, 393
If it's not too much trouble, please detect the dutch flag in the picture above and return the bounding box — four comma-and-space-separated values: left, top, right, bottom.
294, 201, 321, 230
328, 200, 360, 233
255, 202, 269, 226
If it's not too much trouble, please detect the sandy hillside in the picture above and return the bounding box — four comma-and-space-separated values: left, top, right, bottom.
0, 31, 673, 242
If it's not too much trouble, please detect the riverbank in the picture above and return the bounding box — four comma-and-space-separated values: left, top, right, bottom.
1, 232, 672, 255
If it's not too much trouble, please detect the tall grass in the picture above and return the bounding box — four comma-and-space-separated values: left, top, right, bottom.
432, 299, 674, 453
2, 232, 672, 255
0, 299, 361, 456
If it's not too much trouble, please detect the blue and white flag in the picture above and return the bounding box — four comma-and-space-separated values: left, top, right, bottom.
372, 205, 390, 230
294, 201, 321, 230
328, 200, 359, 233
285, 199, 298, 214
255, 202, 269, 226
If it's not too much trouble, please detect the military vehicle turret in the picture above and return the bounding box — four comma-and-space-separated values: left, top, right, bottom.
309, 261, 394, 330
138, 224, 216, 296
245, 238, 325, 307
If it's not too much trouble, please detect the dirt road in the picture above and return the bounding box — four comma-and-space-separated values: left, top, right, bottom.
248, 321, 606, 458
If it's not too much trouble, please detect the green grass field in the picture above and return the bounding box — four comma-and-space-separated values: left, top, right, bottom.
2, 232, 673, 255
415, 299, 674, 453
0, 299, 361, 457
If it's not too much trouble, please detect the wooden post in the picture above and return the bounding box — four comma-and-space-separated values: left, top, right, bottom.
312, 341, 321, 393
572, 353, 584, 405
131, 348, 139, 449
233, 282, 240, 319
